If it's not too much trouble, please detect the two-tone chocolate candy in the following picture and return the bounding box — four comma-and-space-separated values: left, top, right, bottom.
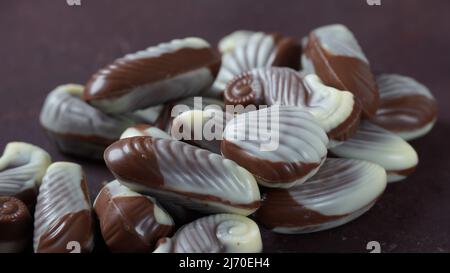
303, 24, 379, 117
94, 180, 174, 252
256, 158, 386, 233
222, 106, 329, 188
34, 162, 94, 253
84, 37, 220, 113
0, 142, 51, 208
225, 67, 361, 142
120, 124, 172, 140
104, 137, 260, 215
209, 32, 300, 97
0, 197, 32, 253
370, 74, 438, 140
330, 121, 419, 182
154, 214, 262, 253
40, 84, 135, 159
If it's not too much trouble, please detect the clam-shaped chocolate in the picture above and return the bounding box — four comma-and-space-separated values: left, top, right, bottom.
222, 106, 328, 188
303, 24, 379, 117
370, 74, 438, 140
154, 214, 262, 253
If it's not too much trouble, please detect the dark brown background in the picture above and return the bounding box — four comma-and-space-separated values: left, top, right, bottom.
1, 0, 449, 252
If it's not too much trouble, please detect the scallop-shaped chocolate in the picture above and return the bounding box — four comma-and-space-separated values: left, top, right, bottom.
303, 24, 379, 117
370, 74, 438, 140
225, 67, 361, 141
120, 124, 172, 140
40, 84, 135, 159
34, 162, 94, 253
153, 214, 262, 253
84, 37, 221, 113
104, 137, 260, 215
222, 106, 329, 188
256, 158, 387, 233
208, 32, 300, 98
0, 142, 51, 208
94, 180, 174, 252
0, 197, 32, 253
330, 121, 419, 182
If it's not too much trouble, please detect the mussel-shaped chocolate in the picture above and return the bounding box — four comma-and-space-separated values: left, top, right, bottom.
104, 137, 260, 215
256, 158, 387, 233
40, 84, 135, 159
209, 32, 300, 97
330, 121, 419, 182
0, 142, 51, 208
370, 74, 438, 140
84, 37, 221, 113
221, 106, 329, 188
225, 67, 361, 141
0, 197, 32, 253
34, 162, 94, 253
94, 180, 174, 252
120, 124, 172, 140
303, 24, 379, 117
154, 214, 262, 253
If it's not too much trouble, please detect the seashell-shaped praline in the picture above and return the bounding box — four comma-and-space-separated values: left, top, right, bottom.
0, 197, 33, 253
221, 106, 329, 188
104, 137, 261, 215
370, 74, 438, 140
256, 158, 387, 233
94, 180, 174, 252
153, 214, 262, 253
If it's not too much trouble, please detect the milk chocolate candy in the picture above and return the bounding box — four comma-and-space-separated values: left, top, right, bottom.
218, 30, 255, 54
40, 84, 135, 159
208, 32, 301, 97
370, 74, 438, 140
222, 106, 329, 188
34, 162, 94, 253
0, 142, 51, 208
94, 180, 174, 252
330, 121, 419, 182
256, 158, 386, 234
84, 37, 220, 113
303, 24, 379, 117
225, 67, 361, 142
120, 124, 172, 140
154, 214, 262, 253
104, 137, 260, 215
0, 197, 32, 253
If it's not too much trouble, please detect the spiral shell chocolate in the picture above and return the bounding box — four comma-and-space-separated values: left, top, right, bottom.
0, 197, 32, 253
222, 106, 328, 188
0, 142, 51, 208
84, 37, 220, 113
303, 24, 379, 118
33, 162, 94, 253
104, 137, 261, 215
256, 158, 387, 233
208, 32, 300, 97
94, 180, 174, 252
370, 74, 438, 140
330, 121, 419, 182
153, 214, 262, 253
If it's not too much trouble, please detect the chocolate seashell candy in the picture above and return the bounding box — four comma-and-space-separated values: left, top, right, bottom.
0, 197, 33, 253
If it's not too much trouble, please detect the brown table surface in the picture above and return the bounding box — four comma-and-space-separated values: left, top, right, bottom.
1, 0, 450, 253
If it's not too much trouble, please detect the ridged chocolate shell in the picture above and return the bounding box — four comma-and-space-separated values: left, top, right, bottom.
153, 214, 262, 253
33, 162, 93, 253
225, 67, 361, 141
0, 197, 32, 253
303, 24, 379, 117
84, 37, 220, 113
210, 32, 300, 98
330, 121, 419, 182
256, 158, 387, 233
221, 106, 328, 188
93, 180, 174, 252
370, 74, 437, 140
104, 137, 260, 215
0, 142, 51, 208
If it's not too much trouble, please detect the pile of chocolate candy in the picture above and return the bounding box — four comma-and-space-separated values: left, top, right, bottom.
0, 24, 437, 253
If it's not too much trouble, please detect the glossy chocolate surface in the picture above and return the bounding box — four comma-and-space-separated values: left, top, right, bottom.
0, 197, 32, 253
